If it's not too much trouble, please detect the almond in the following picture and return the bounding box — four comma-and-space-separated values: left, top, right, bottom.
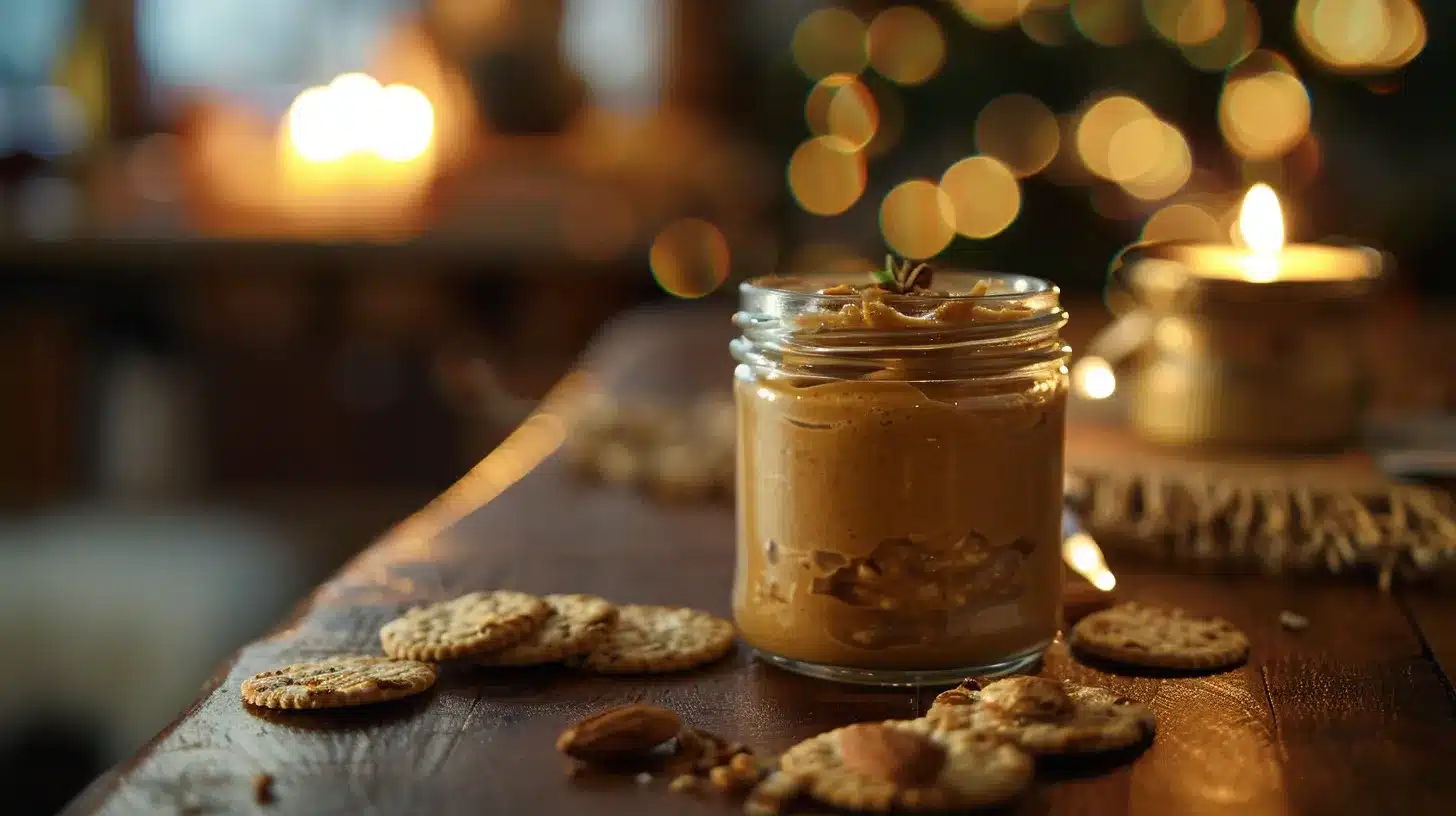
556, 704, 682, 763
837, 724, 945, 787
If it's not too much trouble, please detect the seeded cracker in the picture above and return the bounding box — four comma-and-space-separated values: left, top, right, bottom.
779, 720, 1032, 813
475, 594, 618, 666
240, 656, 436, 710
379, 591, 550, 661
1071, 602, 1249, 671
579, 604, 735, 674
927, 676, 1156, 755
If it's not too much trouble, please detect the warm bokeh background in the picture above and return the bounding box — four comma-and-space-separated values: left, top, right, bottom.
0, 1, 1449, 812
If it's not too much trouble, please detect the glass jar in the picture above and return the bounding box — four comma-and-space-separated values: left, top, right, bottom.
730, 272, 1070, 685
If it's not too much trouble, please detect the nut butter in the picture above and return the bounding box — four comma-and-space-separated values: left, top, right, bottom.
730, 272, 1070, 685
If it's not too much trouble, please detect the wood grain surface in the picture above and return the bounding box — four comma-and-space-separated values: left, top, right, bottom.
67, 305, 1456, 816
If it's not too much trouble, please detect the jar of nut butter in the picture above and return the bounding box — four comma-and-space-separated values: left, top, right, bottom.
730, 268, 1070, 685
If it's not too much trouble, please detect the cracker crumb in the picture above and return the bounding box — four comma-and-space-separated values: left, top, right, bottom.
635, 772, 654, 786
1279, 610, 1309, 631
252, 774, 274, 805
729, 752, 758, 776
669, 774, 699, 794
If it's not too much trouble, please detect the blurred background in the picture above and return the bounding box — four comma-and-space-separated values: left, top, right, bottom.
0, 0, 1449, 812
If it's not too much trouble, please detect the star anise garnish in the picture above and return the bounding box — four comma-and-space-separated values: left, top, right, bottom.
871, 254, 934, 294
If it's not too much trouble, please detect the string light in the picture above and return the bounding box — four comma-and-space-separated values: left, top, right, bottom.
650, 219, 730, 299
1142, 202, 1224, 243
975, 94, 1060, 178
1180, 0, 1259, 71
788, 136, 866, 216
1071, 0, 1140, 47
792, 7, 868, 79
1295, 0, 1424, 73
940, 156, 1022, 239
866, 6, 946, 86
880, 180, 956, 259
950, 0, 1033, 29
1219, 68, 1311, 160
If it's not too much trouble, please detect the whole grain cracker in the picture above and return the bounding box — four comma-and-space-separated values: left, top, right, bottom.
474, 594, 618, 666
579, 604, 735, 674
379, 591, 550, 661
778, 720, 1032, 813
927, 676, 1156, 755
240, 656, 436, 710
1071, 602, 1249, 671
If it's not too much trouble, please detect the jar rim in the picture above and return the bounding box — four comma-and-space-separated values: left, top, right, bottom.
742, 270, 1054, 304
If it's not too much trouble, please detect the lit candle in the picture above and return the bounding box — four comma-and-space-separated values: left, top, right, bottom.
1166, 184, 1377, 283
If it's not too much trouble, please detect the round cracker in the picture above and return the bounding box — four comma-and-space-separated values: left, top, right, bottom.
927, 676, 1156, 755
380, 591, 550, 661
474, 594, 618, 666
779, 719, 1032, 813
578, 604, 735, 674
1071, 602, 1249, 671
241, 655, 436, 710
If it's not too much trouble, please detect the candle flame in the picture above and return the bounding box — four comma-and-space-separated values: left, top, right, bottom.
1238, 183, 1285, 256
1062, 532, 1117, 591
1236, 184, 1285, 283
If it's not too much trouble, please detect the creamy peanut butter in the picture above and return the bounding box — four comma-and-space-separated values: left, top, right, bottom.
732, 279, 1067, 676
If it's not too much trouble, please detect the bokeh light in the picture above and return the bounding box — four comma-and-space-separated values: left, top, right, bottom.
975, 94, 1060, 178
866, 6, 946, 86
880, 179, 956, 259
373, 85, 435, 162
806, 74, 879, 153
865, 84, 905, 158
286, 76, 436, 165
826, 80, 879, 152
788, 136, 867, 216
1371, 0, 1427, 70
1107, 119, 1167, 184
1020, 2, 1075, 46
1117, 121, 1193, 201
1071, 0, 1140, 47
1075, 94, 1153, 180
1219, 67, 1311, 160
287, 86, 349, 163
1141, 202, 1224, 243
328, 73, 384, 142
950, 0, 1032, 29
1073, 356, 1117, 399
1295, 0, 1425, 72
650, 218, 730, 299
1180, 0, 1259, 71
792, 7, 868, 79
940, 156, 1022, 239
1146, 0, 1227, 46
804, 73, 858, 136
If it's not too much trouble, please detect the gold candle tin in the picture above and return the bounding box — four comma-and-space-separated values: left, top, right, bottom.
1111, 241, 1383, 450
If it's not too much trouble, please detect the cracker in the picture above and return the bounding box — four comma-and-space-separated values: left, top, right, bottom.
927, 676, 1156, 755
1071, 602, 1250, 670
474, 594, 618, 666
240, 656, 435, 710
380, 591, 551, 661
779, 720, 1032, 813
578, 604, 735, 674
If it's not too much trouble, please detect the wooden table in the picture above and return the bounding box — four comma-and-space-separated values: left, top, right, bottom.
68, 307, 1456, 816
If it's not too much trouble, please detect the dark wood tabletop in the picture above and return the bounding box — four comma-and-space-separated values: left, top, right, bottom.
68, 305, 1456, 816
